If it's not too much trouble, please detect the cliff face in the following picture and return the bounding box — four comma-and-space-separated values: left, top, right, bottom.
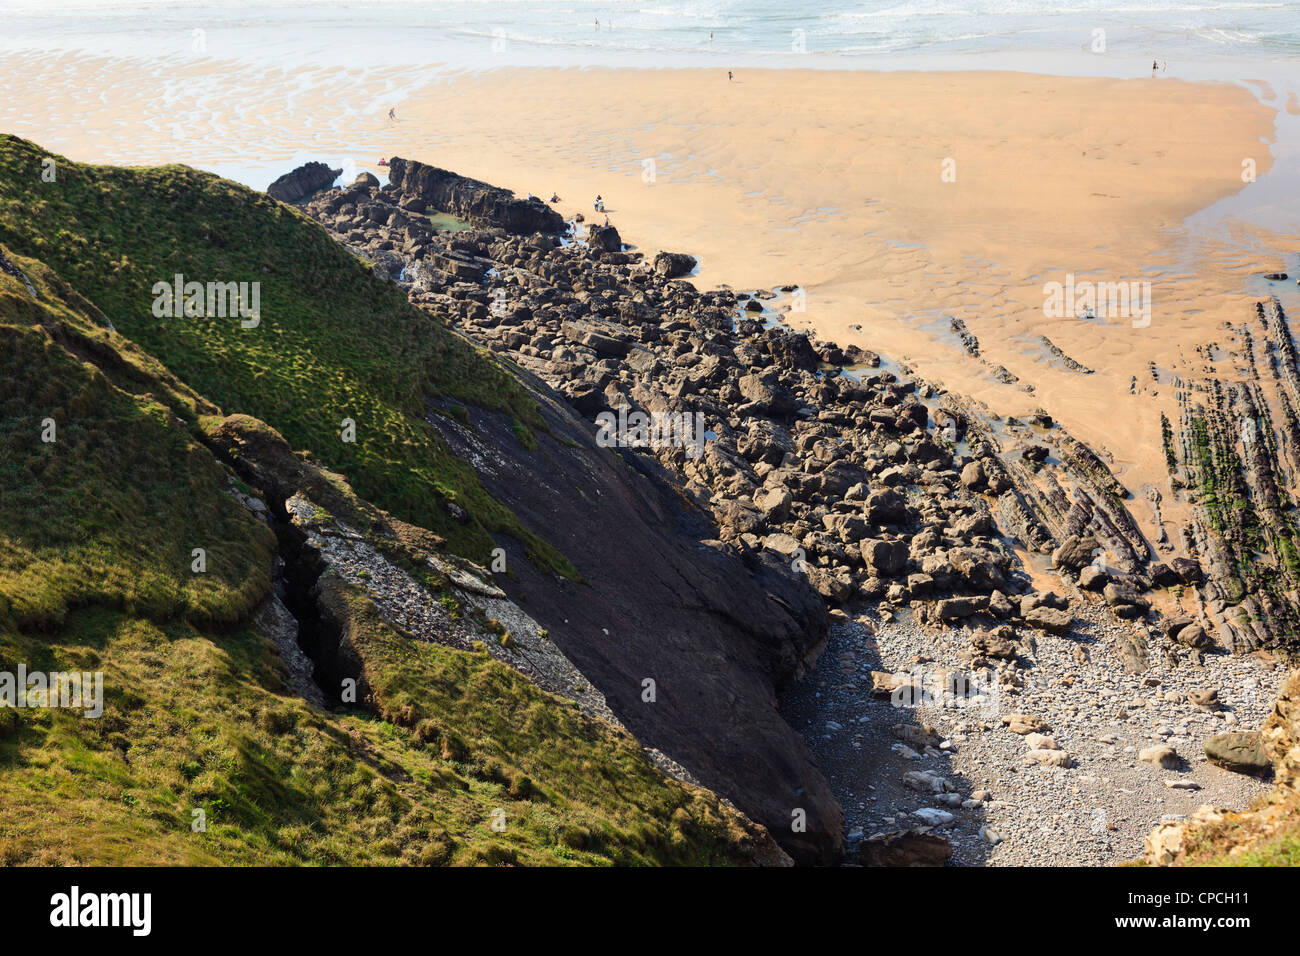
429, 387, 842, 864
0, 137, 837, 864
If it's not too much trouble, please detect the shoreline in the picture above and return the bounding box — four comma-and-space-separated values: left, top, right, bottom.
4, 54, 1300, 558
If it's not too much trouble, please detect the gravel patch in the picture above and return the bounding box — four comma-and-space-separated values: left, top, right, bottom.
781, 598, 1286, 865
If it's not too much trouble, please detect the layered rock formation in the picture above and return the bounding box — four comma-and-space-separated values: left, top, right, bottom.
386, 157, 565, 234
286, 157, 1300, 864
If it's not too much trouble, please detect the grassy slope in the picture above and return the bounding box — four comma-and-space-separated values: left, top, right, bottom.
0, 255, 276, 631
0, 243, 764, 865
0, 598, 759, 866
0, 135, 570, 574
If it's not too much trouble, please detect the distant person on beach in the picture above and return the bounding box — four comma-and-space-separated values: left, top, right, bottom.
604, 215, 610, 227
595, 18, 599, 30
549, 192, 560, 203
377, 157, 388, 167
728, 70, 734, 81
594, 194, 604, 212
1162, 60, 1168, 72
388, 108, 396, 122
1152, 59, 1158, 76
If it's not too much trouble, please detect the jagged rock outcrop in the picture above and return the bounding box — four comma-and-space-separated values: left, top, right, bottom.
267, 161, 342, 204
386, 157, 565, 234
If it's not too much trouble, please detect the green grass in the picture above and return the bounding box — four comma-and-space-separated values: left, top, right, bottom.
0, 143, 766, 866
0, 135, 571, 575
1206, 830, 1300, 866
0, 269, 275, 631
0, 592, 764, 866
1175, 798, 1300, 868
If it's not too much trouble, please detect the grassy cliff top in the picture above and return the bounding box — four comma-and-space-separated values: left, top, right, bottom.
0, 135, 570, 575
0, 158, 769, 865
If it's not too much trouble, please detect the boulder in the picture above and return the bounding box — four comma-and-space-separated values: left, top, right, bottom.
902, 770, 953, 794
1024, 749, 1073, 768
1078, 564, 1109, 591
588, 223, 623, 252
1139, 744, 1179, 769
1205, 732, 1270, 776
970, 629, 1017, 660
1002, 714, 1051, 735
1171, 557, 1203, 584
1188, 687, 1221, 711
1052, 534, 1098, 572
1174, 622, 1213, 650
935, 596, 988, 621
754, 487, 793, 522
1149, 563, 1181, 588
1023, 605, 1073, 634
892, 723, 941, 750
959, 460, 985, 490
870, 671, 919, 702
738, 373, 796, 416
763, 532, 803, 557
653, 251, 697, 278
1103, 580, 1146, 610
861, 538, 909, 576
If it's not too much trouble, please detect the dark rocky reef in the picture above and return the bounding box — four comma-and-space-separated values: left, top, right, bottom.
386, 157, 565, 235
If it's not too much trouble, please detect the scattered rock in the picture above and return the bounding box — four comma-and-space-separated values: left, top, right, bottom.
1204, 731, 1270, 776
1003, 714, 1052, 735
1139, 744, 1179, 770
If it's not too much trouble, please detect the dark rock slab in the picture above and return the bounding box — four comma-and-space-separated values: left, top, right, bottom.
427, 387, 843, 865
267, 161, 342, 204
386, 157, 565, 234
1205, 731, 1271, 776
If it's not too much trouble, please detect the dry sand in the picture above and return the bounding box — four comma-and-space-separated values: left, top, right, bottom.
3, 53, 1298, 551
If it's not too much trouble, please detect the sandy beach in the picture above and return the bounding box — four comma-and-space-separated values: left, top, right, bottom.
6, 0, 1300, 876
3, 52, 1298, 551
